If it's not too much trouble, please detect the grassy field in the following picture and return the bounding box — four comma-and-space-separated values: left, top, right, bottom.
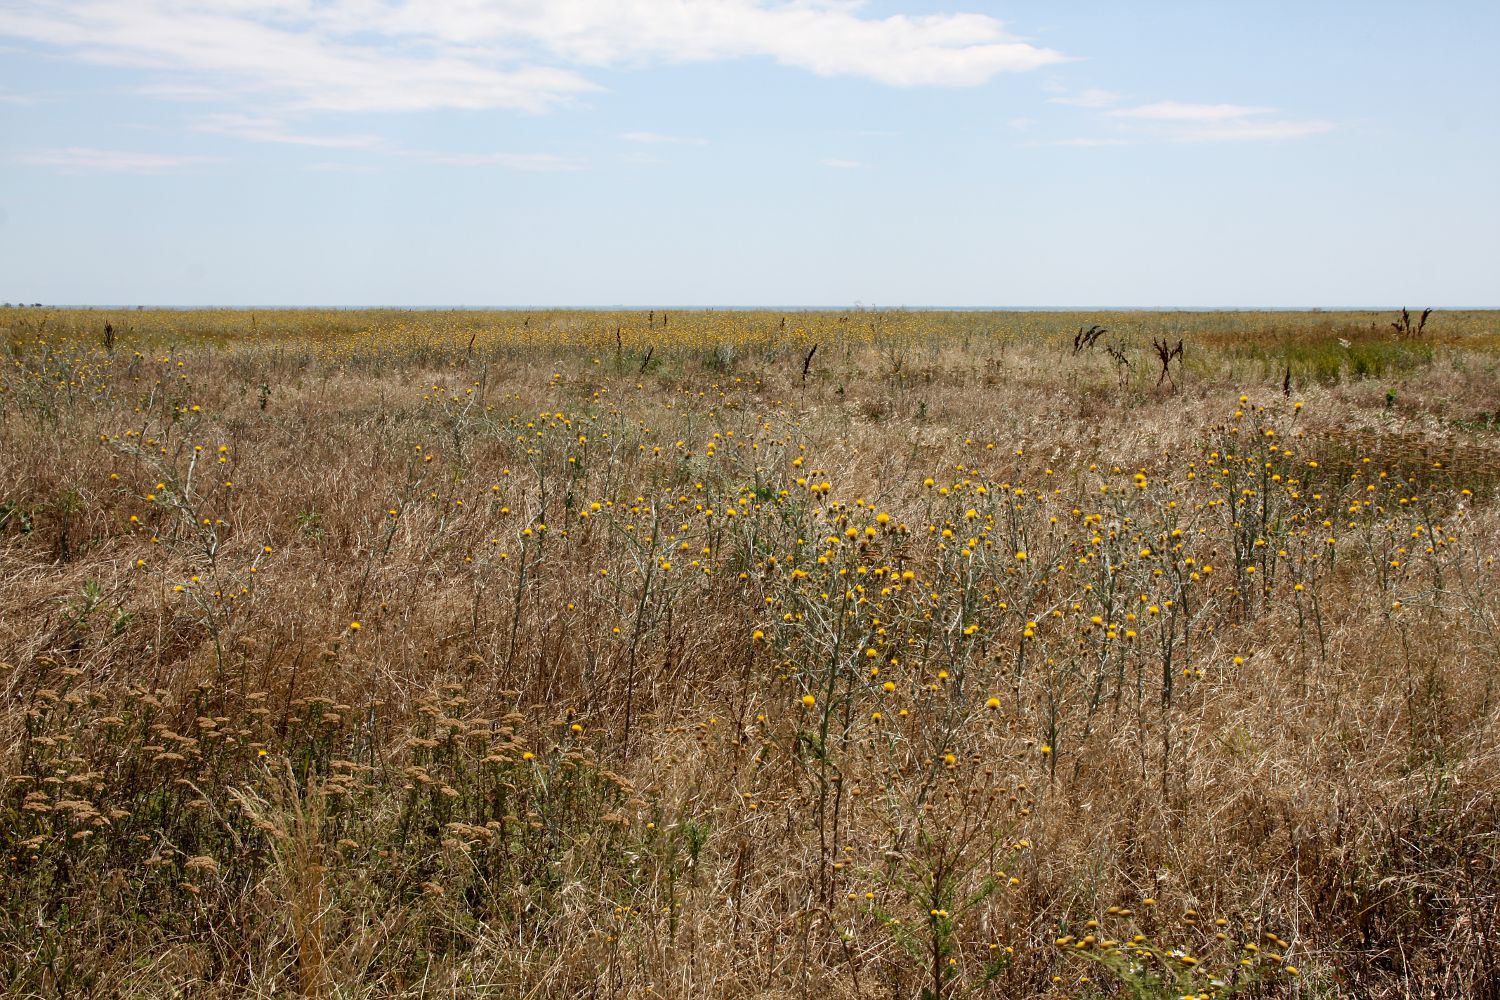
2, 307, 1499, 999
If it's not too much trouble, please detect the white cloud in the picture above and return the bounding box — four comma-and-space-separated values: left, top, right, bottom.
197, 113, 383, 148
12, 142, 580, 174
0, 87, 36, 105
1007, 116, 1036, 131
12, 146, 221, 172
1041, 137, 1130, 148
619, 131, 709, 145
1109, 101, 1274, 122
621, 151, 667, 165
1043, 99, 1334, 146
0, 2, 599, 113
1168, 118, 1335, 142
404, 151, 586, 171
358, 1, 1065, 86
197, 114, 584, 169
1107, 101, 1333, 142
821, 158, 866, 168
304, 161, 380, 173
0, 2, 1065, 116
1046, 87, 1121, 108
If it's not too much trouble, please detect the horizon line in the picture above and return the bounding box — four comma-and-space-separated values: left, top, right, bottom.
7, 304, 1496, 313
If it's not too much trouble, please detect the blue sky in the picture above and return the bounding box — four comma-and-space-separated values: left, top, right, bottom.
1, 1, 1496, 307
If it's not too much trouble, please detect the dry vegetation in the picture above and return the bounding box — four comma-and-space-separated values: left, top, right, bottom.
2, 307, 1499, 999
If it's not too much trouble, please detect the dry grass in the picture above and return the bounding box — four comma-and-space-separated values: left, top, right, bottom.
2, 307, 1499, 999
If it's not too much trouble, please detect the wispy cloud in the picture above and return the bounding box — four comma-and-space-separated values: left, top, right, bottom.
621, 151, 667, 166
1046, 87, 1122, 108
304, 161, 380, 173
196, 113, 384, 149
1109, 101, 1273, 122
12, 146, 221, 173
0, 1, 1066, 117
1109, 102, 1333, 141
1038, 137, 1130, 148
196, 113, 585, 169
357, 1, 1065, 87
619, 131, 709, 146
821, 158, 866, 169
13, 143, 583, 174
1045, 98, 1332, 146
0, 87, 36, 105
0, 2, 599, 114
404, 151, 586, 171
1167, 118, 1335, 142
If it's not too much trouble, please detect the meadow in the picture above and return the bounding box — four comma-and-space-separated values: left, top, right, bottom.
2, 306, 1498, 999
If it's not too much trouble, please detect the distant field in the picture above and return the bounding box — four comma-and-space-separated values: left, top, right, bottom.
2, 308, 1498, 998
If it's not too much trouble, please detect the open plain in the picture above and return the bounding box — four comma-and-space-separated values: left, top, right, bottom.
2, 308, 1498, 998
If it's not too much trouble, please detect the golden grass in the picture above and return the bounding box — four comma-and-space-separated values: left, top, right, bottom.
2, 307, 1498, 998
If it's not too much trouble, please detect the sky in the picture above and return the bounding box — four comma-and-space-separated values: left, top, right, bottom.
1, 0, 1497, 307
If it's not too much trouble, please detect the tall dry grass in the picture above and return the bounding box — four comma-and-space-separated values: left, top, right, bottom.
1, 308, 1498, 999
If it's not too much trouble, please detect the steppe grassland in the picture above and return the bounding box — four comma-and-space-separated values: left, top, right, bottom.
2, 307, 1499, 998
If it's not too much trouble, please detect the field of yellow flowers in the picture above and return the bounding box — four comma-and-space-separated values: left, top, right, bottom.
2, 307, 1498, 998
